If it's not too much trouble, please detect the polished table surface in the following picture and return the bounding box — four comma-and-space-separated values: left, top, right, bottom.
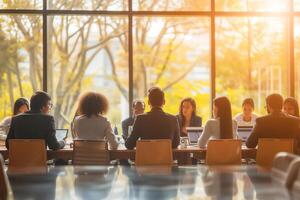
7, 165, 297, 200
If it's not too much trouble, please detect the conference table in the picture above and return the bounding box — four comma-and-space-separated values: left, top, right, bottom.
7, 165, 298, 200
0, 141, 257, 165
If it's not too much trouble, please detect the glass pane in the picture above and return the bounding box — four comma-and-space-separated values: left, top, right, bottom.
216, 0, 288, 11
48, 16, 128, 129
295, 0, 300, 11
295, 18, 300, 101
133, 0, 210, 11
215, 17, 288, 116
133, 17, 210, 122
48, 0, 128, 10
0, 0, 42, 9
0, 15, 42, 119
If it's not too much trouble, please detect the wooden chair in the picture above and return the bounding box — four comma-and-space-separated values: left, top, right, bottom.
8, 139, 47, 173
256, 138, 295, 169
206, 139, 242, 165
72, 139, 110, 165
0, 154, 13, 200
135, 139, 173, 166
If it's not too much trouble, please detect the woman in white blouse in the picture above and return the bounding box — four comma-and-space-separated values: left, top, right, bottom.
234, 98, 258, 126
73, 92, 118, 150
198, 96, 237, 148
0, 98, 29, 140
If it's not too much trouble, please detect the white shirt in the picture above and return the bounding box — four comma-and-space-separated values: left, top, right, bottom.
197, 118, 238, 148
0, 117, 12, 140
73, 115, 119, 150
234, 113, 258, 126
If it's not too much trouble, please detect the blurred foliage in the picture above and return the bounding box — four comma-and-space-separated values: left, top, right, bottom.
0, 0, 297, 131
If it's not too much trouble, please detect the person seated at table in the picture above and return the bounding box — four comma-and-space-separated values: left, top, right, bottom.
121, 100, 145, 140
125, 87, 180, 149
176, 97, 202, 137
5, 91, 65, 150
234, 98, 258, 126
246, 94, 300, 148
198, 96, 237, 148
73, 91, 118, 150
283, 97, 299, 117
0, 97, 29, 140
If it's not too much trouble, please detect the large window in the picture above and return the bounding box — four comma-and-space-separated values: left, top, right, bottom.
295, 17, 300, 103
0, 1, 298, 129
0, 15, 42, 118
48, 16, 128, 128
216, 17, 288, 115
133, 17, 210, 121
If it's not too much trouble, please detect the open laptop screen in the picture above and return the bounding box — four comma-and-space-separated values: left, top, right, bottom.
237, 126, 253, 141
56, 129, 68, 141
187, 127, 203, 145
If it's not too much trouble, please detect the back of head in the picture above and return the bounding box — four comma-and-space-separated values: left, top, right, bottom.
30, 91, 51, 112
148, 87, 164, 107
78, 92, 109, 118
214, 96, 233, 139
13, 97, 29, 115
266, 93, 283, 112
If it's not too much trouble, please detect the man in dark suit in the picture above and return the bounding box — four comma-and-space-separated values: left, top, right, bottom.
125, 87, 180, 149
6, 91, 65, 150
121, 100, 145, 140
246, 93, 300, 148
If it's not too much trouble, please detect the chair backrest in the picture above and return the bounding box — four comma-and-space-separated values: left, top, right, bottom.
0, 155, 13, 200
135, 139, 173, 166
206, 139, 242, 165
272, 152, 300, 188
72, 139, 110, 165
8, 139, 47, 173
256, 138, 295, 169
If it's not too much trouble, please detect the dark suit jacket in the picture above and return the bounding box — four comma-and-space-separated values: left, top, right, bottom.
121, 117, 134, 140
176, 114, 202, 136
246, 112, 300, 148
5, 111, 65, 150
125, 107, 180, 149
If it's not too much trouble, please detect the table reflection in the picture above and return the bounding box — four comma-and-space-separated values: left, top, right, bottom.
7, 165, 292, 200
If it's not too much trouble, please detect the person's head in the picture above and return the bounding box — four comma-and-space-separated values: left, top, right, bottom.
179, 98, 197, 118
242, 98, 255, 117
266, 94, 283, 114
132, 100, 145, 116
78, 92, 109, 118
13, 97, 29, 115
213, 96, 233, 139
147, 87, 165, 108
30, 91, 52, 114
283, 97, 299, 117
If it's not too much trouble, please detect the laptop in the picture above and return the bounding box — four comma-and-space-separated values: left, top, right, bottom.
187, 127, 204, 146
55, 129, 68, 141
237, 126, 253, 142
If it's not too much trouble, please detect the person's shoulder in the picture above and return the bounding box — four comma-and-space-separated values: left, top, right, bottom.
1, 116, 12, 123
165, 112, 177, 120
254, 115, 269, 123
122, 117, 133, 124
234, 113, 243, 120
285, 114, 300, 123
205, 118, 219, 126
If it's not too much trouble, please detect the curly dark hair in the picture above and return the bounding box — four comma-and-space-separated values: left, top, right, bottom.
78, 92, 109, 117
